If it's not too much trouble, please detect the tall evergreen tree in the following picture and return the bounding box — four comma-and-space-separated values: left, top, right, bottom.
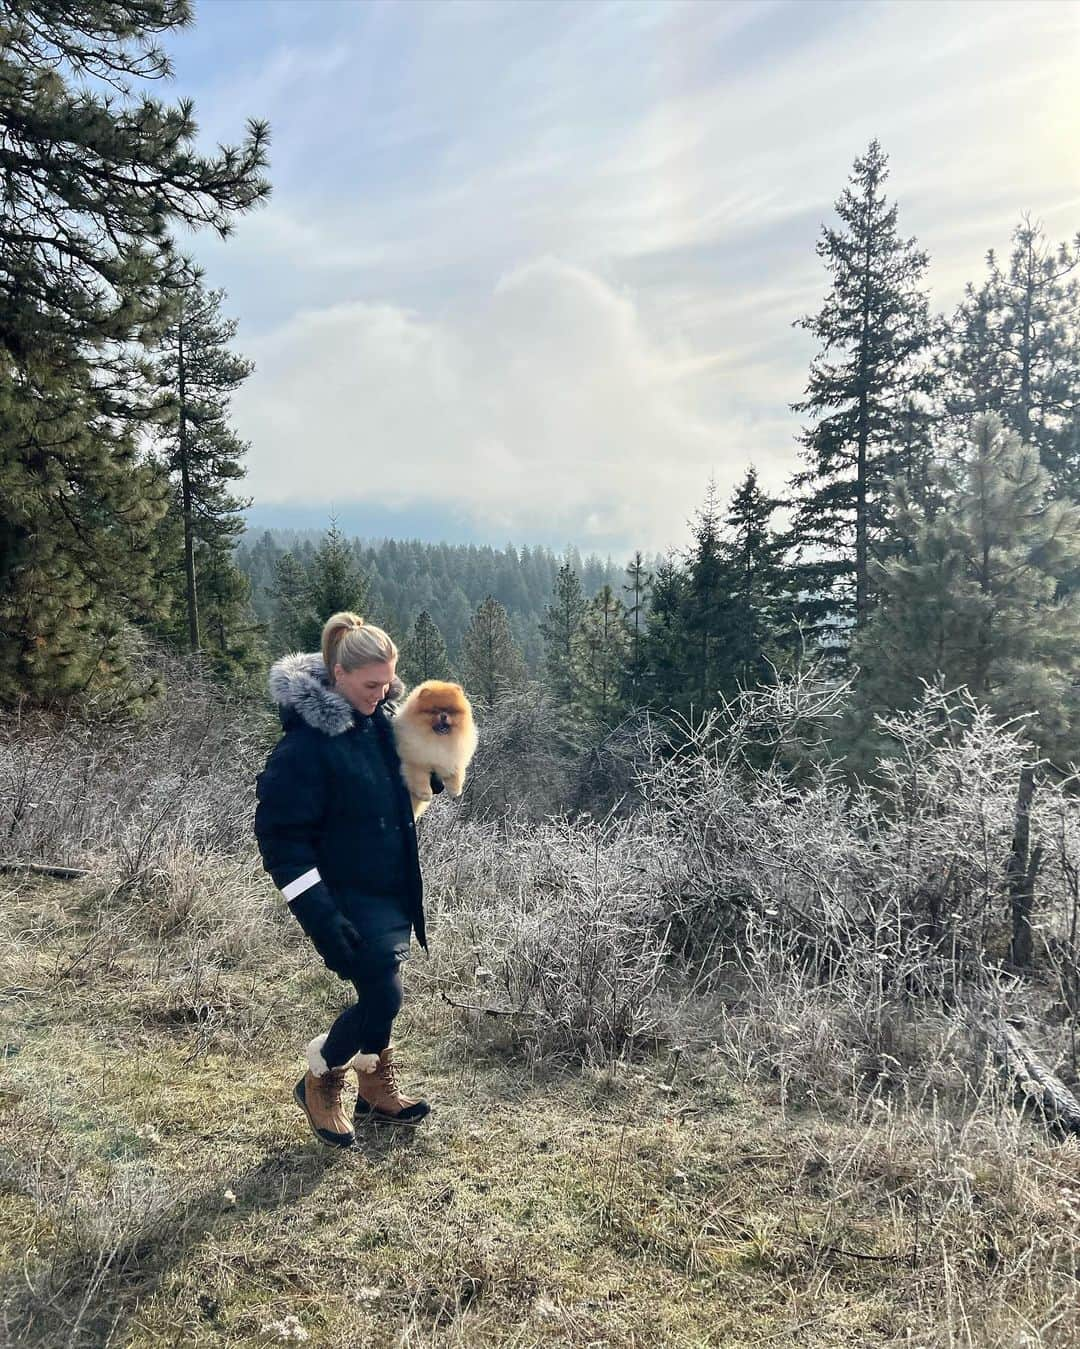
461, 595, 526, 708
0, 357, 173, 703
399, 610, 451, 686
539, 561, 586, 708
722, 467, 789, 689
197, 537, 264, 682
152, 277, 254, 656
787, 139, 936, 650
574, 583, 630, 725
621, 551, 653, 704
943, 218, 1080, 496
640, 554, 688, 713
854, 414, 1080, 761
302, 519, 368, 650
269, 551, 311, 654
0, 0, 269, 705
682, 479, 730, 710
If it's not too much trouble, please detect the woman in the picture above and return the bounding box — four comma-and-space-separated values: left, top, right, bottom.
253, 611, 438, 1146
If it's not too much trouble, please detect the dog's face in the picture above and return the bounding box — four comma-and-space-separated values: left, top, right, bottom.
409, 681, 471, 737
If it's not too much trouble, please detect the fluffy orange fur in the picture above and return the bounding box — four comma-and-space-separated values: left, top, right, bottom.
392, 680, 479, 820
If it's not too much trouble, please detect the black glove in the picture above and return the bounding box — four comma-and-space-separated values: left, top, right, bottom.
289, 886, 363, 978
430, 771, 445, 795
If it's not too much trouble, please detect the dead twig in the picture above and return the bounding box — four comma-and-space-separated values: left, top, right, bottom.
439, 987, 536, 1018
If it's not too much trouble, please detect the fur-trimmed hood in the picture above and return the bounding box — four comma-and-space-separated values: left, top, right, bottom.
267, 651, 405, 736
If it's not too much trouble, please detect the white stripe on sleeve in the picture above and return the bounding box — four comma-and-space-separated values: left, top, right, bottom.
281, 867, 322, 902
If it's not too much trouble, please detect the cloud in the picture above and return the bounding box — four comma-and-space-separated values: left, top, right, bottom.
235, 257, 782, 553
175, 0, 1080, 554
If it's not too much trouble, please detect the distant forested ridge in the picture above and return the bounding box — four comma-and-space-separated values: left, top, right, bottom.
235, 532, 632, 676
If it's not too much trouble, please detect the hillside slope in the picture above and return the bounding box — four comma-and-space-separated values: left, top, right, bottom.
2, 876, 1078, 1348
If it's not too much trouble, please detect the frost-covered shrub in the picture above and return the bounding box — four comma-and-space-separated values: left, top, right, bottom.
9, 647, 1078, 1077
1, 648, 274, 871
419, 804, 671, 1063
641, 677, 1045, 989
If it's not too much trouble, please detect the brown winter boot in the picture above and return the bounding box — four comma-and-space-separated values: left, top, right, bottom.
354, 1046, 431, 1126
293, 1034, 355, 1148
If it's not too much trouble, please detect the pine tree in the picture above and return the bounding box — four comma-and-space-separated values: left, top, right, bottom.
0, 1, 269, 705
943, 218, 1080, 497
301, 519, 368, 650
244, 529, 281, 626
0, 4, 268, 357
854, 414, 1080, 761
269, 551, 311, 654
787, 139, 936, 650
399, 611, 451, 686
722, 467, 789, 689
538, 561, 586, 709
0, 354, 173, 703
152, 276, 254, 656
574, 584, 630, 725
197, 537, 265, 682
441, 584, 473, 664
621, 551, 653, 704
640, 554, 688, 713
682, 479, 730, 710
461, 595, 526, 708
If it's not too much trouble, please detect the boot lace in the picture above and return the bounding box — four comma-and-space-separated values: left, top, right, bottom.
379, 1052, 401, 1098
316, 1067, 346, 1104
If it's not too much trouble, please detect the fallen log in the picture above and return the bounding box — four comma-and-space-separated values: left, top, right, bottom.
0, 860, 88, 879
988, 1018, 1080, 1137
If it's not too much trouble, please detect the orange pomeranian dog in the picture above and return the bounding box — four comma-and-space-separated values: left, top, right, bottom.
392, 680, 479, 821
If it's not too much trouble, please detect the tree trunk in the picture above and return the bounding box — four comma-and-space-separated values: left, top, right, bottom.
855, 189, 874, 626
1007, 764, 1039, 968
1019, 236, 1034, 444
178, 322, 201, 654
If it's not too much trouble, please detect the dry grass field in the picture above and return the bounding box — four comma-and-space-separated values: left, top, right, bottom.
3, 869, 1080, 1349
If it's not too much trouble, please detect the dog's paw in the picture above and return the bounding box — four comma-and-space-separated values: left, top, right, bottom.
349, 1052, 380, 1074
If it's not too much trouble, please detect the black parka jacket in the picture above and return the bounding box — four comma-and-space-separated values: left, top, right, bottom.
253, 653, 427, 951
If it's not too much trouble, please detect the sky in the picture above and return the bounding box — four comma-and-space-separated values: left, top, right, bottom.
166, 0, 1080, 558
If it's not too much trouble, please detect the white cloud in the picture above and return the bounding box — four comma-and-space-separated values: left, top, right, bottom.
236, 257, 774, 552
178, 0, 1080, 553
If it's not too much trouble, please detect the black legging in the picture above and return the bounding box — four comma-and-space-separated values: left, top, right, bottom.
320, 949, 406, 1067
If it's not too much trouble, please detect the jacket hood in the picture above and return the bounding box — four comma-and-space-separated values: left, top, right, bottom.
267, 651, 405, 736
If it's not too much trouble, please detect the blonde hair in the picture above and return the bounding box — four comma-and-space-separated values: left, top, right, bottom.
321, 612, 397, 682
